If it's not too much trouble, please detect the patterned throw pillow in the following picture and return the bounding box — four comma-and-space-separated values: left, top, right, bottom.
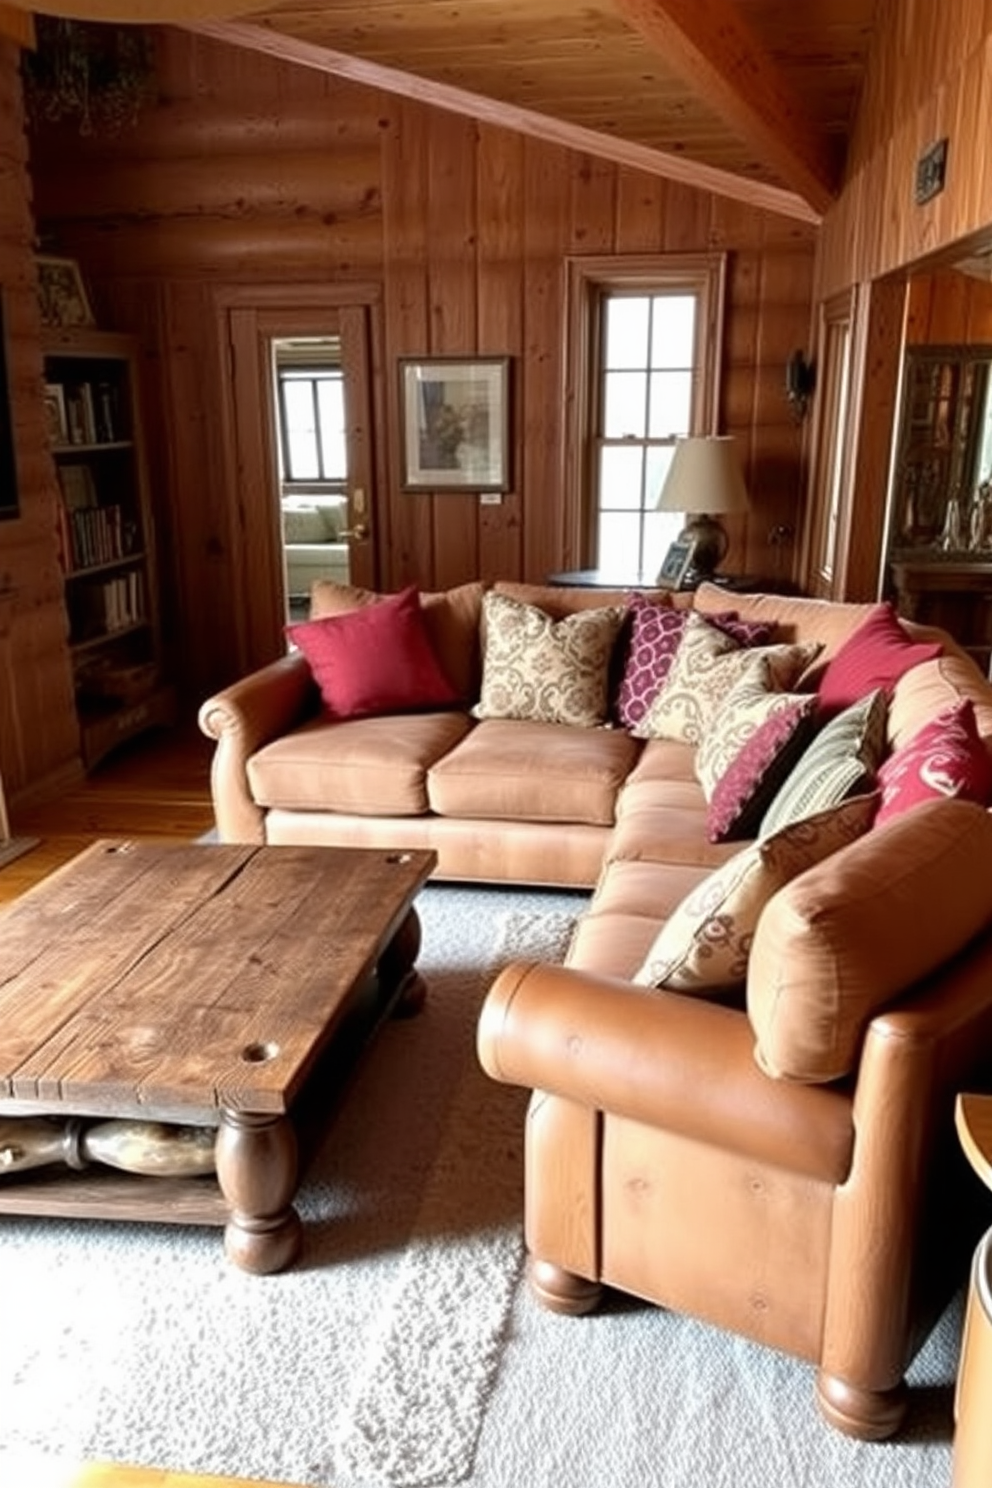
632, 792, 879, 994
875, 699, 992, 825
473, 591, 626, 728
613, 595, 773, 730
631, 611, 821, 747
759, 689, 888, 838
695, 657, 811, 800
706, 699, 819, 842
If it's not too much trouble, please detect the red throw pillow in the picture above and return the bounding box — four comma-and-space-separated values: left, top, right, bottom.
875, 700, 992, 826
286, 585, 460, 719
614, 594, 773, 730
706, 697, 819, 842
816, 603, 942, 716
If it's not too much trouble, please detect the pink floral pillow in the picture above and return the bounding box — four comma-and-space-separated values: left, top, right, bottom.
875, 700, 992, 825
706, 697, 819, 842
614, 594, 773, 730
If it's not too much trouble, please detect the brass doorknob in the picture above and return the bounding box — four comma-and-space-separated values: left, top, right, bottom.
341, 523, 369, 541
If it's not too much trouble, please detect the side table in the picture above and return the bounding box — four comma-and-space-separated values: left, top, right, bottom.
952, 1093, 992, 1486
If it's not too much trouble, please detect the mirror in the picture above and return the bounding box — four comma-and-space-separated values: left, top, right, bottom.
889, 346, 992, 557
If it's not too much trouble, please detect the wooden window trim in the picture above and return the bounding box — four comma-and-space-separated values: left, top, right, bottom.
562, 253, 727, 570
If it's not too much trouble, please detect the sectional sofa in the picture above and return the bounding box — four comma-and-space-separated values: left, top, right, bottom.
199, 576, 992, 1439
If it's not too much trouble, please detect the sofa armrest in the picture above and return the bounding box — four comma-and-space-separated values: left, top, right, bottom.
477, 960, 854, 1183
197, 651, 316, 842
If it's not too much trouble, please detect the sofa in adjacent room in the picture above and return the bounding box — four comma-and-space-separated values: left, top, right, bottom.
200, 575, 992, 1437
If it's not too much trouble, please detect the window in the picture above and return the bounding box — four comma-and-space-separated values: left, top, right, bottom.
275, 340, 346, 488
565, 256, 726, 577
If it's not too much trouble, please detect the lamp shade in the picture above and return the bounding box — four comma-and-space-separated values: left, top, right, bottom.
656, 436, 749, 516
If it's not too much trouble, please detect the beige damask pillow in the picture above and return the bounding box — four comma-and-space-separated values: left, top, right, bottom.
472, 591, 626, 728
632, 791, 878, 995
695, 657, 811, 801
632, 611, 821, 747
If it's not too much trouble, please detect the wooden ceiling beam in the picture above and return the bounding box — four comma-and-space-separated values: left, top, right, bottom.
611, 0, 840, 215
185, 18, 821, 226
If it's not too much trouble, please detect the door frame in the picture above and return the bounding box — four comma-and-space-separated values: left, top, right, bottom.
214, 282, 385, 673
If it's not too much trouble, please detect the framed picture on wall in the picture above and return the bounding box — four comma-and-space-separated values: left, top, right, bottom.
0, 292, 19, 521
399, 356, 510, 492
36, 255, 95, 330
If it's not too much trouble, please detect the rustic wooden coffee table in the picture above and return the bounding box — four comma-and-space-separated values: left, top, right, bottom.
0, 839, 436, 1273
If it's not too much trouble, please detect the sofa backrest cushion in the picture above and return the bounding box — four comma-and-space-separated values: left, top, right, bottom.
309, 579, 485, 702
693, 583, 876, 661
887, 651, 992, 752
747, 797, 992, 1083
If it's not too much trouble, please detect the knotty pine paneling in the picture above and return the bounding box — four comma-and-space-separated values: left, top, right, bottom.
28, 27, 815, 697
906, 270, 992, 348
818, 3, 992, 297
0, 39, 80, 808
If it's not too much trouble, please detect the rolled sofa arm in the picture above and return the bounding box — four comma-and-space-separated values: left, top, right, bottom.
477, 960, 854, 1183
197, 651, 316, 842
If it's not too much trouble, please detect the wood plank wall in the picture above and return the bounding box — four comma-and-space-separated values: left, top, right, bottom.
906, 270, 992, 347
817, 2, 992, 296
28, 29, 815, 701
0, 40, 81, 809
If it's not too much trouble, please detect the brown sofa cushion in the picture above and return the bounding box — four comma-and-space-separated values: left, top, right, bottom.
428, 716, 640, 825
887, 651, 992, 752
693, 583, 876, 661
747, 797, 992, 1083
309, 579, 486, 703
247, 711, 473, 816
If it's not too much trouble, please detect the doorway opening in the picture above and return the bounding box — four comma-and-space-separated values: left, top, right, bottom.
272, 336, 352, 621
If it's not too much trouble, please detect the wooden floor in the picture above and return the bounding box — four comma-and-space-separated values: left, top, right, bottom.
1, 723, 217, 907
3, 729, 319, 1488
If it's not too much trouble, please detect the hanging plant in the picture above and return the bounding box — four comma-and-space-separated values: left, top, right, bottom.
22, 18, 155, 136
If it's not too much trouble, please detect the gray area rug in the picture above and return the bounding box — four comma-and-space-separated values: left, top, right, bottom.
0, 883, 967, 1487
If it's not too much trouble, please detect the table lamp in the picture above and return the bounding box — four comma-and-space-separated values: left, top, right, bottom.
656, 435, 749, 586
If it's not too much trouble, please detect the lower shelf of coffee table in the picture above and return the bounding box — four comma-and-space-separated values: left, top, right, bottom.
0, 1168, 228, 1226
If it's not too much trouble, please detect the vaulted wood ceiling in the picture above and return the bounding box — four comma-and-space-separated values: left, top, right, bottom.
9, 0, 881, 222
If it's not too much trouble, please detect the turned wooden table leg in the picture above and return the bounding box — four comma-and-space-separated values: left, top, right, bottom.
379, 904, 427, 1017
215, 1109, 303, 1274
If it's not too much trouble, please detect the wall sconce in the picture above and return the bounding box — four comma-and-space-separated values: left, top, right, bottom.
785, 350, 815, 420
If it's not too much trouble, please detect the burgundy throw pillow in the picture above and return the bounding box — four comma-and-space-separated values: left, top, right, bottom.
286, 585, 460, 719
815, 603, 942, 716
875, 700, 992, 826
706, 698, 819, 842
614, 594, 773, 730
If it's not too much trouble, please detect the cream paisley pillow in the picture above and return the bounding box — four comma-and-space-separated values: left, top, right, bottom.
695, 657, 810, 801
632, 612, 822, 747
473, 591, 626, 728
632, 792, 879, 994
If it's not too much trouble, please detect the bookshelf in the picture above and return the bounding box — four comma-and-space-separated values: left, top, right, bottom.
43, 327, 175, 770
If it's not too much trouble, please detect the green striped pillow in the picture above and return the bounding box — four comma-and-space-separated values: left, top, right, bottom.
758, 690, 888, 838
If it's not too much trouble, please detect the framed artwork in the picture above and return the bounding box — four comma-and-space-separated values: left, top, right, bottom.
656, 537, 694, 590
399, 357, 510, 492
44, 382, 68, 446
36, 255, 95, 329
0, 292, 19, 521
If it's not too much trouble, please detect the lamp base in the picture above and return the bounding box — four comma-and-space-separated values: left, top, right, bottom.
679, 513, 729, 587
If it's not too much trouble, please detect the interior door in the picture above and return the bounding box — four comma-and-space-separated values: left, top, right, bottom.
220, 286, 382, 671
